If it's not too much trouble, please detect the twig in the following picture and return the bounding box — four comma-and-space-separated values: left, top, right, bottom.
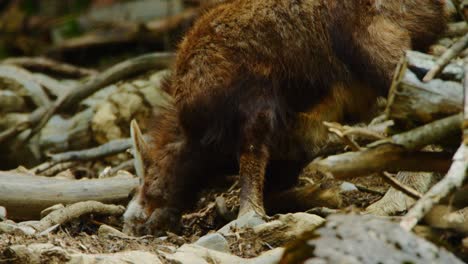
48, 137, 138, 163
2, 57, 97, 78
107, 159, 135, 176
400, 144, 468, 231
32, 201, 125, 233
423, 32, 468, 82
36, 162, 77, 177
371, 113, 463, 150
324, 121, 361, 151
355, 184, 386, 196
380, 172, 422, 200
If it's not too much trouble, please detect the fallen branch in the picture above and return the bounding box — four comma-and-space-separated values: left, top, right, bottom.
423, 32, 468, 82
49, 138, 133, 164
32, 201, 124, 233
302, 145, 451, 180
380, 172, 422, 200
2, 57, 97, 78
0, 171, 138, 220
301, 114, 461, 180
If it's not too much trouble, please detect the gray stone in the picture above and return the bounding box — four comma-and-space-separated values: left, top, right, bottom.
0, 206, 6, 220
340, 181, 358, 192
218, 210, 266, 235
194, 233, 229, 253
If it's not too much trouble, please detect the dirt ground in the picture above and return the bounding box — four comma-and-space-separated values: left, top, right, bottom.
0, 173, 388, 261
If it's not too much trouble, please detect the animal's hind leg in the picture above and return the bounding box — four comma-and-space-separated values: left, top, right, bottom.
238, 109, 274, 217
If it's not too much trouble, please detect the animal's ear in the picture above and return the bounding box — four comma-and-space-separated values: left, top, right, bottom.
130, 119, 149, 182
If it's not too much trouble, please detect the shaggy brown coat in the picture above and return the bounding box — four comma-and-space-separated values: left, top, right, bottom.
123, 0, 447, 235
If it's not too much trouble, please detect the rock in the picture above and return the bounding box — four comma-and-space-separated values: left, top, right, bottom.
98, 224, 129, 239
280, 214, 464, 264
195, 232, 230, 253
0, 206, 6, 220
109, 92, 146, 121
218, 210, 266, 235
92, 102, 122, 143
340, 181, 358, 192
254, 213, 325, 247
5, 243, 70, 264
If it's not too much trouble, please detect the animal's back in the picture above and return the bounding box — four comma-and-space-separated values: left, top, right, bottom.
167, 0, 343, 151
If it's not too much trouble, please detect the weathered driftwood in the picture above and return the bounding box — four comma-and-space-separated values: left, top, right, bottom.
386, 51, 463, 129
301, 114, 462, 180
0, 172, 138, 220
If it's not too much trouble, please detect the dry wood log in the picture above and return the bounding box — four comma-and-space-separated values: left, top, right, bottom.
0, 171, 138, 220
301, 114, 462, 180
386, 51, 463, 130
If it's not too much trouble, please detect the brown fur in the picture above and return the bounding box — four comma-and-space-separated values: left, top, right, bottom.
124, 0, 447, 235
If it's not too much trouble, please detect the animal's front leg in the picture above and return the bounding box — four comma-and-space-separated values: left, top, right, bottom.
238, 143, 269, 217
238, 110, 273, 218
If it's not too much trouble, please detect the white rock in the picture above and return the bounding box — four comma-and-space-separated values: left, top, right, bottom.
194, 232, 229, 253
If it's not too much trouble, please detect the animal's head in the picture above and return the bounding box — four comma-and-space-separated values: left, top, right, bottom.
122, 120, 180, 236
